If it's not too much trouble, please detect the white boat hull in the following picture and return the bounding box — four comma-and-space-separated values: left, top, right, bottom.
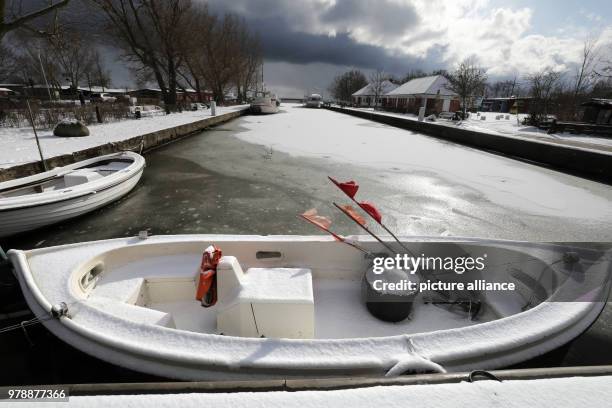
250, 96, 279, 114
0, 152, 145, 238
9, 235, 611, 381
250, 104, 279, 114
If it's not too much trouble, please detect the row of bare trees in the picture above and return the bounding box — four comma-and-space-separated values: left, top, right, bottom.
92, 0, 261, 108
1, 0, 262, 109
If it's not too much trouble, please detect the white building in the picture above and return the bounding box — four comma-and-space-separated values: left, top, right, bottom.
383, 75, 459, 115
351, 80, 399, 107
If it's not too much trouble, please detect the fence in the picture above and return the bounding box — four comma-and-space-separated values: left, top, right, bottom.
0, 102, 132, 130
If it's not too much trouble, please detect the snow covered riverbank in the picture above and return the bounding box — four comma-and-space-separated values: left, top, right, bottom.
0, 105, 248, 169
345, 107, 612, 150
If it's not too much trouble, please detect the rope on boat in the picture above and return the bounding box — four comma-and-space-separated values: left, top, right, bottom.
0, 301, 71, 340
467, 370, 502, 382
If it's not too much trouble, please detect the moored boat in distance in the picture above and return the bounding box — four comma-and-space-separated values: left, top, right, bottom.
250, 93, 280, 114
0, 151, 145, 238
305, 94, 323, 108
9, 235, 610, 380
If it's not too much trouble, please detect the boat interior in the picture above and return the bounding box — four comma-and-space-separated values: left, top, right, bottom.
0, 158, 133, 198
69, 240, 594, 340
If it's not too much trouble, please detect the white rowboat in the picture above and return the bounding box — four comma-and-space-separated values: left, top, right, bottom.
0, 152, 145, 238
8, 235, 610, 380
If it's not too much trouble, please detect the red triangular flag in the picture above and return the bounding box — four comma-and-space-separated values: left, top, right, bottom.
359, 201, 382, 224
339, 204, 366, 226
328, 177, 359, 198
300, 209, 342, 241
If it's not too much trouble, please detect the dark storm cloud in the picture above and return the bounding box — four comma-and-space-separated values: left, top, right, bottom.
254, 17, 421, 72
206, 0, 438, 75
321, 0, 419, 38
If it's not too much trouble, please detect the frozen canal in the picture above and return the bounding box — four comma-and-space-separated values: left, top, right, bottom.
1, 103, 612, 385
4, 103, 611, 250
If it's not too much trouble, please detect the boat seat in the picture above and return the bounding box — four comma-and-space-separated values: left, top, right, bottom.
216, 256, 314, 339
88, 296, 175, 328
64, 169, 104, 187
91, 277, 146, 305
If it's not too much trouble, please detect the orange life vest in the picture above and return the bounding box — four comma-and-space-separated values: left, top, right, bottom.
196, 245, 222, 307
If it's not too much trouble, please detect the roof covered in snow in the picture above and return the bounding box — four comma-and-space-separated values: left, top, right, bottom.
581, 98, 612, 108
386, 75, 457, 97
352, 80, 399, 97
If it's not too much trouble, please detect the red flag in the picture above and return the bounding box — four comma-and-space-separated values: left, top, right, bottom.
359, 201, 382, 224
328, 177, 359, 198
300, 209, 342, 241
338, 205, 366, 226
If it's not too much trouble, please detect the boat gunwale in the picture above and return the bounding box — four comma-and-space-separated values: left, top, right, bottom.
8, 235, 610, 376
0, 151, 145, 211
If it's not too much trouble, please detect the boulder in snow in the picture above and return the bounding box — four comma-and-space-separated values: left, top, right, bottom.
53, 119, 90, 137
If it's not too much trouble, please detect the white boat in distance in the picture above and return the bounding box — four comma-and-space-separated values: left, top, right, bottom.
0, 151, 145, 238
250, 93, 280, 114
305, 94, 323, 108
9, 235, 610, 381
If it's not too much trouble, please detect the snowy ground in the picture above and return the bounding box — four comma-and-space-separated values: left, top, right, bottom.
345, 107, 612, 150
18, 376, 612, 407
0, 105, 248, 169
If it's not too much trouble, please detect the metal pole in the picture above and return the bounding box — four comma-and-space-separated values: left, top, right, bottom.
25, 99, 48, 171
38, 51, 53, 102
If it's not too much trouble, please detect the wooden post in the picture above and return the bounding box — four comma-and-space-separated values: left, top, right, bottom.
95, 105, 103, 123
25, 99, 48, 172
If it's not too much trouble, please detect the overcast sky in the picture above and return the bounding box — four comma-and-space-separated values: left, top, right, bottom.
105, 0, 612, 98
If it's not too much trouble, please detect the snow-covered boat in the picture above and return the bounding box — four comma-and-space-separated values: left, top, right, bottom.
250, 94, 279, 114
305, 94, 323, 108
9, 235, 610, 380
0, 152, 145, 238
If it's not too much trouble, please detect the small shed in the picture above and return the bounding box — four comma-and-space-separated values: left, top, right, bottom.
480, 97, 532, 114
581, 99, 612, 125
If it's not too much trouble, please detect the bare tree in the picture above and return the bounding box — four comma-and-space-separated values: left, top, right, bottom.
487, 76, 520, 98
369, 69, 387, 109
85, 49, 112, 90
0, 43, 19, 82
93, 0, 193, 111
329, 69, 368, 104
401, 69, 427, 83
0, 0, 70, 41
200, 13, 246, 104
234, 25, 262, 103
46, 25, 95, 94
176, 3, 213, 103
177, 7, 261, 104
446, 57, 488, 118
571, 35, 599, 118
525, 67, 563, 124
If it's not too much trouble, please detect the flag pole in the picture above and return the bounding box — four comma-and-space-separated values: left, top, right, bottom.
298, 215, 374, 257
333, 202, 397, 254
328, 176, 414, 255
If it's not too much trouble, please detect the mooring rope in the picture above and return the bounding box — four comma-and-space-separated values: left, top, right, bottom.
0, 315, 52, 335
0, 300, 77, 337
